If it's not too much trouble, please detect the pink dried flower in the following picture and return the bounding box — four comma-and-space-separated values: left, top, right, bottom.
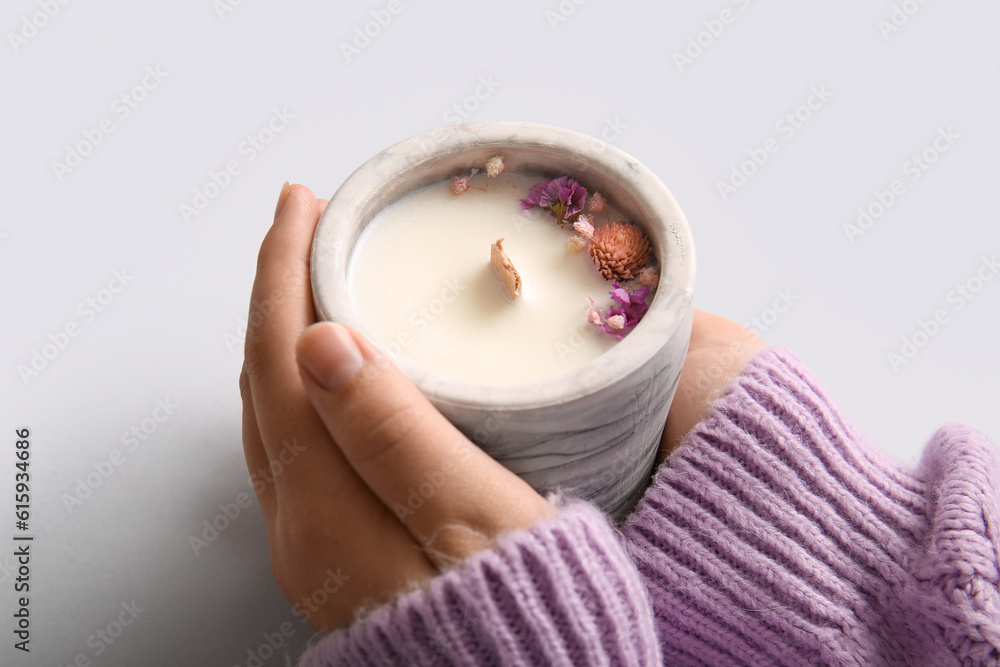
606, 315, 625, 330
589, 192, 607, 212
638, 266, 659, 289
589, 220, 651, 281
573, 215, 595, 239
566, 235, 588, 252
451, 176, 469, 194
588, 309, 602, 326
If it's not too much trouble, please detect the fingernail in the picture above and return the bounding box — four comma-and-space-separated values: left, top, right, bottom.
273, 181, 291, 222
297, 323, 365, 392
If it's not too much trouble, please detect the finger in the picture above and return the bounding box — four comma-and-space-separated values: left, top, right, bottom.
250, 185, 429, 539
295, 322, 554, 567
245, 185, 437, 631
240, 363, 276, 520
238, 181, 300, 516
244, 183, 342, 487
245, 182, 317, 385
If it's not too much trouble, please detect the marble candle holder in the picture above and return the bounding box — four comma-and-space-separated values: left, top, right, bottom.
311, 121, 696, 519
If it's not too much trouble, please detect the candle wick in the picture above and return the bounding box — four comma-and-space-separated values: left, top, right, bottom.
489, 238, 522, 304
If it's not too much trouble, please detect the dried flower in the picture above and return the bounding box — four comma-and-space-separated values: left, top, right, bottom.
638, 266, 659, 289
588, 282, 651, 340
485, 155, 516, 188
520, 176, 588, 225
566, 235, 588, 252
589, 220, 651, 281
573, 215, 595, 239
451, 176, 469, 194
589, 192, 607, 213
486, 155, 505, 177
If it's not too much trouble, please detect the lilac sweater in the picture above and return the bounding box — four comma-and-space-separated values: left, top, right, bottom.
299, 348, 1000, 665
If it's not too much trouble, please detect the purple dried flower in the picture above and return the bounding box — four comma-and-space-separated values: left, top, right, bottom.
609, 286, 631, 305
588, 282, 652, 340
521, 179, 550, 210
520, 176, 588, 225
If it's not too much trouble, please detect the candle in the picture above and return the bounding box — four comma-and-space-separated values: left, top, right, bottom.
347, 172, 628, 385
311, 122, 696, 518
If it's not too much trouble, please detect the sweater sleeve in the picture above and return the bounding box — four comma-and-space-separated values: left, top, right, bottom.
297, 499, 661, 666
624, 346, 1000, 666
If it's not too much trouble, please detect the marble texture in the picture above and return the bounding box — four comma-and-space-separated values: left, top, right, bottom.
311, 121, 696, 518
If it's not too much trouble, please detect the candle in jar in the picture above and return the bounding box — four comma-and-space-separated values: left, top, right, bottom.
347, 172, 631, 385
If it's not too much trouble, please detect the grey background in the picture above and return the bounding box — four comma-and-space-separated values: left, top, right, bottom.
2, 1, 998, 665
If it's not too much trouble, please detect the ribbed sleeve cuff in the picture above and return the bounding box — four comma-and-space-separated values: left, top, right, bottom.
910, 423, 1000, 664
624, 346, 1000, 665
298, 500, 660, 666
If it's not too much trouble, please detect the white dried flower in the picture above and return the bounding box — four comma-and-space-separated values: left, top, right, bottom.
573, 215, 595, 239
486, 155, 505, 178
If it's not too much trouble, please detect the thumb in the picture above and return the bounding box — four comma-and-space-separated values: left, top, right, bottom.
294, 322, 552, 566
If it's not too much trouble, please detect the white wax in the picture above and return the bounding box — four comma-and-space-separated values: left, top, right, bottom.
348, 173, 621, 385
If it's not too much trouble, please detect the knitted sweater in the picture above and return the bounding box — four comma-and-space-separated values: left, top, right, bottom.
298, 348, 1000, 666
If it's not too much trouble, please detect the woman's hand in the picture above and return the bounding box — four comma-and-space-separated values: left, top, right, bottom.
659, 310, 767, 462
239, 183, 553, 633
240, 182, 765, 633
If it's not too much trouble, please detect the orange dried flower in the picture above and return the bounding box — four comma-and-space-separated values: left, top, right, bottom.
589, 221, 651, 281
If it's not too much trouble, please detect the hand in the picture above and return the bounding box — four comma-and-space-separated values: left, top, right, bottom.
240, 183, 553, 633
659, 310, 767, 462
